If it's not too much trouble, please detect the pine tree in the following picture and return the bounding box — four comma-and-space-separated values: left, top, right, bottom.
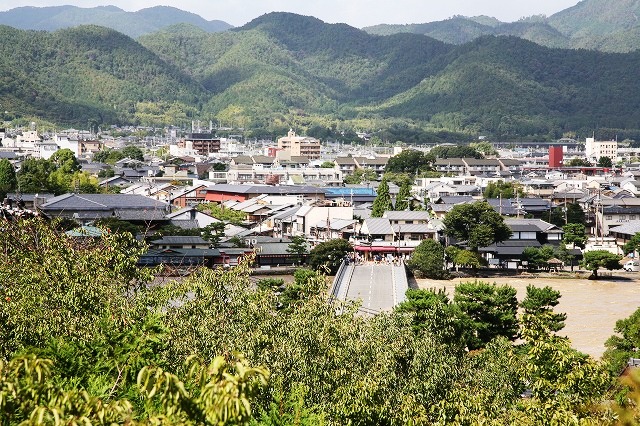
371, 177, 392, 217
394, 181, 412, 211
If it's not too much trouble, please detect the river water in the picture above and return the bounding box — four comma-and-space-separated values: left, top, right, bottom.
416, 275, 640, 359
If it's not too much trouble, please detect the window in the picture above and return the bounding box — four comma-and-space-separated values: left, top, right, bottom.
606, 215, 612, 220
631, 215, 637, 220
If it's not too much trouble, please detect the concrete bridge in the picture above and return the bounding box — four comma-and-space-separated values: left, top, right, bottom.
330, 260, 409, 315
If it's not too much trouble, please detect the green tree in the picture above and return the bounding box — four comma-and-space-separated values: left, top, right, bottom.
394, 180, 412, 211
343, 168, 377, 184
597, 156, 613, 168
396, 288, 467, 345
623, 232, 640, 257
469, 141, 498, 156
307, 238, 353, 274
565, 203, 586, 224
483, 181, 523, 199
371, 177, 392, 217
566, 158, 592, 167
453, 249, 485, 270
443, 201, 512, 251
563, 223, 587, 248
49, 148, 81, 174
407, 239, 447, 279
520, 285, 566, 332
0, 217, 153, 358
320, 161, 335, 168
197, 203, 246, 225
555, 242, 576, 271
16, 158, 57, 194
581, 250, 623, 279
430, 145, 482, 159
519, 315, 609, 421
603, 307, 640, 375
445, 245, 461, 269
385, 149, 432, 174
287, 235, 308, 265
0, 158, 17, 198
454, 280, 519, 350
202, 222, 226, 248
521, 245, 555, 270
121, 145, 145, 161
95, 217, 142, 235
548, 207, 566, 227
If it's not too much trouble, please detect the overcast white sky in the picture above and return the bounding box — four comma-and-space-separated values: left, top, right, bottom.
0, 0, 582, 28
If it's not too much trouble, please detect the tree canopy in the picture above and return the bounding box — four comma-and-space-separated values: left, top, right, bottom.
581, 250, 623, 279
443, 201, 512, 251
0, 216, 631, 423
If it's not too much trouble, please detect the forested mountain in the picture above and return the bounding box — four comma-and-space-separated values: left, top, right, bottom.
0, 25, 205, 126
0, 5, 232, 38
364, 0, 640, 53
4, 11, 640, 140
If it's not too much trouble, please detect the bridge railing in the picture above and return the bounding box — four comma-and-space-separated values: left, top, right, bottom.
329, 259, 348, 301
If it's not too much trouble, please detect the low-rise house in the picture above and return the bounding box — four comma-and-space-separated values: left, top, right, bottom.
609, 221, 640, 251
40, 193, 170, 227
294, 205, 354, 237
479, 218, 566, 268
165, 206, 220, 229
149, 236, 211, 250
170, 184, 209, 208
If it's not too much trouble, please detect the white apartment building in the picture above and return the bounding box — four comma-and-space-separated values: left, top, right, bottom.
585, 137, 618, 163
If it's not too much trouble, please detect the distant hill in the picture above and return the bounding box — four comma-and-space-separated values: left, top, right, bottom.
0, 24, 205, 125
0, 5, 232, 38
4, 11, 640, 141
363, 0, 640, 53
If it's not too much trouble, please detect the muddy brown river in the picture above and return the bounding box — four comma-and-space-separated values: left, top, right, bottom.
416, 274, 640, 359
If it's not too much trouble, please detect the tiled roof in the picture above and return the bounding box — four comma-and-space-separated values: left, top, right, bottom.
41, 193, 168, 211
383, 211, 431, 221
505, 218, 556, 232
150, 236, 210, 245
363, 218, 394, 235
609, 221, 640, 236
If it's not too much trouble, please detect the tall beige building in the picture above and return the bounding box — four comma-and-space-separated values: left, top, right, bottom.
585, 137, 617, 163
277, 129, 321, 160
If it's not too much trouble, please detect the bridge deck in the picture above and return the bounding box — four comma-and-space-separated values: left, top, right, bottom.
333, 262, 408, 314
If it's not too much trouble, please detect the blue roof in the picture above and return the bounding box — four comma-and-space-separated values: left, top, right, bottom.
324, 187, 376, 196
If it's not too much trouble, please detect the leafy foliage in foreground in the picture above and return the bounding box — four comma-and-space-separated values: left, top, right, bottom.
0, 217, 630, 424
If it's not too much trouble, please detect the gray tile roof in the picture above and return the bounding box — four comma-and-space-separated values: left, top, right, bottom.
383, 211, 431, 221
363, 218, 394, 235
505, 218, 556, 233
169, 219, 200, 230
609, 221, 640, 236
150, 236, 210, 245
42, 193, 168, 211
391, 223, 435, 234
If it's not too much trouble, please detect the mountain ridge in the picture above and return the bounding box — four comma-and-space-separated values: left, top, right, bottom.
3, 10, 640, 141
0, 5, 233, 38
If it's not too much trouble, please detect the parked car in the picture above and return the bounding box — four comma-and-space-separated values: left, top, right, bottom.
623, 260, 640, 272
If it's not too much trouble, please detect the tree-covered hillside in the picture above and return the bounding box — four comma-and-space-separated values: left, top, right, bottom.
0, 25, 205, 127
0, 5, 232, 38
5, 11, 640, 140
364, 0, 640, 53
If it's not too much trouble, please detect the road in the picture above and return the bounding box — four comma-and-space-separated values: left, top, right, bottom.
334, 262, 408, 314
